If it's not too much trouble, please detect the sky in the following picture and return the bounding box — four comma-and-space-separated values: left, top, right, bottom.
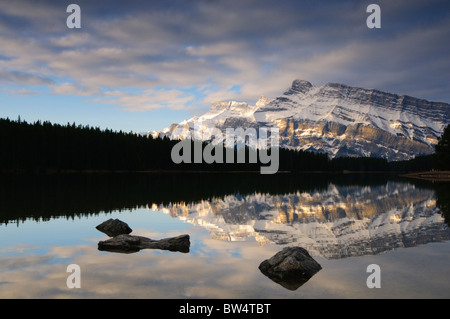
0, 0, 449, 133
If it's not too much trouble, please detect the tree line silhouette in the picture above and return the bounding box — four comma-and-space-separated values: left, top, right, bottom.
0, 117, 440, 173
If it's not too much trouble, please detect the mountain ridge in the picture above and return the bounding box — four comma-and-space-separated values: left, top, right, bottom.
149, 80, 450, 161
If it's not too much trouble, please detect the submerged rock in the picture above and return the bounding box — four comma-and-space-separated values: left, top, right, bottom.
258, 246, 321, 290
96, 218, 133, 237
98, 234, 190, 254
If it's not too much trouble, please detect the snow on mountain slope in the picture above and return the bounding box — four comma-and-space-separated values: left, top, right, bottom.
148, 80, 450, 161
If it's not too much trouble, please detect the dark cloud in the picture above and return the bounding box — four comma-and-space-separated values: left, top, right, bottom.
0, 68, 55, 86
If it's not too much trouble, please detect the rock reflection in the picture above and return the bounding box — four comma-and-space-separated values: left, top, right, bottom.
97, 234, 190, 254
154, 181, 450, 259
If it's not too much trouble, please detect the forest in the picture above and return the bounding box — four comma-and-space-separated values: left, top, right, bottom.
0, 117, 443, 173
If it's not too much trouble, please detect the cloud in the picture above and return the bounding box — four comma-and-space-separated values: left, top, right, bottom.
50, 33, 91, 48
0, 0, 448, 116
92, 88, 196, 111
3, 88, 41, 96
186, 42, 249, 58
0, 67, 55, 86
50, 82, 101, 96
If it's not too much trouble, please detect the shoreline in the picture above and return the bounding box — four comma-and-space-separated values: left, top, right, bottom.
400, 171, 450, 181
0, 169, 415, 175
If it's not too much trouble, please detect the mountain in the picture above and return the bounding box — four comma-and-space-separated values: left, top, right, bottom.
149, 80, 450, 161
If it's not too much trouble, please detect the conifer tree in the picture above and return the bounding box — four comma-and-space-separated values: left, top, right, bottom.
434, 125, 450, 170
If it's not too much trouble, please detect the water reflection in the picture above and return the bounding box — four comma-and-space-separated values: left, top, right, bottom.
152, 181, 450, 259
0, 173, 449, 298
1, 173, 449, 260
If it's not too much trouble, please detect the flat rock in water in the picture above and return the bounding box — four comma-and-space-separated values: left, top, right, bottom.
258, 246, 322, 290
98, 234, 190, 254
96, 218, 133, 237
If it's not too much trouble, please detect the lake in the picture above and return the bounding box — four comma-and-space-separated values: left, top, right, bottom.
0, 173, 449, 299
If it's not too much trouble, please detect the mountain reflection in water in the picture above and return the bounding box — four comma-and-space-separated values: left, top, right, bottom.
153, 181, 449, 259
1, 172, 448, 260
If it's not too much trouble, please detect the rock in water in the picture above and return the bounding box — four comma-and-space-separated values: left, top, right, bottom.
96, 218, 133, 237
258, 246, 322, 290
98, 234, 190, 254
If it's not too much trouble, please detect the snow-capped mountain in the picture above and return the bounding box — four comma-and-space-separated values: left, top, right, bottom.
151, 182, 450, 259
149, 80, 450, 161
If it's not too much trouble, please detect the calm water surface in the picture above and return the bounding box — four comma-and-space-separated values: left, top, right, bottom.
0, 173, 449, 298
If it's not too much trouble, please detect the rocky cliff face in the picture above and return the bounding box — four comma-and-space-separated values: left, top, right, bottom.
149, 80, 450, 161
